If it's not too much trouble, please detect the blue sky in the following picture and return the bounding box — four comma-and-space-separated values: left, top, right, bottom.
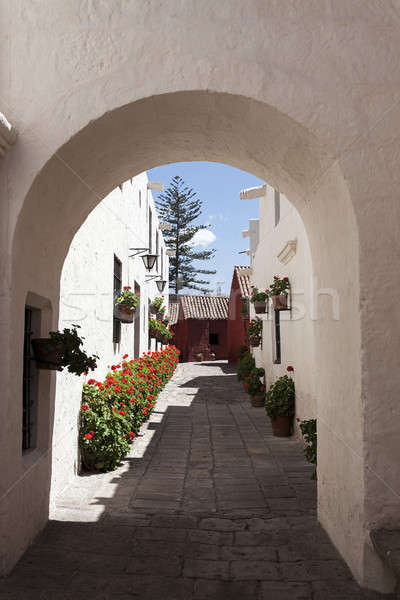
147, 162, 263, 296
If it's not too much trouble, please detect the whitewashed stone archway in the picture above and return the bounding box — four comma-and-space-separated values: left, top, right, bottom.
1, 2, 400, 592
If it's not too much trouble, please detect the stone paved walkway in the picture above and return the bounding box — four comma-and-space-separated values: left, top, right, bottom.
0, 362, 392, 599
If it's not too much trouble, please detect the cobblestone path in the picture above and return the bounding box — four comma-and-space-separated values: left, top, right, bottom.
0, 362, 392, 599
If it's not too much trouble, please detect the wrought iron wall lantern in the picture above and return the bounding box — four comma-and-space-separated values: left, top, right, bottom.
156, 280, 167, 293
128, 247, 158, 271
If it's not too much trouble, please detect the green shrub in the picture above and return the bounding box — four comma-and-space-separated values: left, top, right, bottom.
265, 375, 295, 418
299, 418, 317, 480
237, 352, 255, 381
243, 367, 266, 396
237, 345, 249, 359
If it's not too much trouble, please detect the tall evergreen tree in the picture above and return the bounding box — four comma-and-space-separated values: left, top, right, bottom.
156, 175, 216, 294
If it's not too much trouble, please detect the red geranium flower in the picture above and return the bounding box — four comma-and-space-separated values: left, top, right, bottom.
287, 365, 294, 372
81, 404, 89, 412
84, 433, 93, 440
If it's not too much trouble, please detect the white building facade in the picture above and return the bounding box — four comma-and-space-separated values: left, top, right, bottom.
245, 184, 316, 432
50, 172, 169, 503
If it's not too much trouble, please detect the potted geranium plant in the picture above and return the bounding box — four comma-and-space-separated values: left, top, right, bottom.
32, 324, 98, 375
268, 276, 290, 310
265, 373, 295, 436
115, 286, 140, 323
250, 287, 268, 314
149, 318, 159, 338
149, 296, 164, 315
243, 367, 266, 407
247, 318, 262, 347
237, 351, 255, 391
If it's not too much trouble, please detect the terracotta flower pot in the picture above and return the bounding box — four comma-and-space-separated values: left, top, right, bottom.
254, 301, 266, 314
270, 416, 292, 437
31, 338, 65, 370
251, 394, 264, 407
249, 335, 261, 347
271, 294, 288, 310
115, 302, 135, 323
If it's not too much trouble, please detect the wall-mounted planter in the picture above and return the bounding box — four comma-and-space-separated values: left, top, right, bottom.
249, 335, 261, 347
271, 293, 288, 310
115, 303, 135, 323
253, 301, 267, 314
149, 305, 158, 315
31, 338, 64, 370
149, 327, 158, 338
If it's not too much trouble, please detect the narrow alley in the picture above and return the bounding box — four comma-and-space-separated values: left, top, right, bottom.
0, 362, 390, 599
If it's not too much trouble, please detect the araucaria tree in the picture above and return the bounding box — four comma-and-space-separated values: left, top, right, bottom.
156, 175, 216, 293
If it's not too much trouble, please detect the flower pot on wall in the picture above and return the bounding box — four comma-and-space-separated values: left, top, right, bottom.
271, 293, 288, 310
149, 327, 158, 338
115, 303, 135, 323
270, 416, 292, 437
31, 338, 65, 370
149, 305, 158, 315
253, 301, 267, 314
251, 394, 264, 408
249, 335, 261, 347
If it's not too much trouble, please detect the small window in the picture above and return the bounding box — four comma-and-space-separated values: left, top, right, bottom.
209, 333, 219, 345
274, 189, 280, 227
273, 310, 281, 364
23, 306, 40, 451
113, 255, 122, 343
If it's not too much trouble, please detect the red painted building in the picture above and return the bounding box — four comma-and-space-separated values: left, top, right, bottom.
169, 294, 228, 362
227, 266, 251, 364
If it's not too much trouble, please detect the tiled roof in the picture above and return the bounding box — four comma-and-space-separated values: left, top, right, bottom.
234, 265, 251, 298
180, 295, 229, 320
169, 302, 180, 326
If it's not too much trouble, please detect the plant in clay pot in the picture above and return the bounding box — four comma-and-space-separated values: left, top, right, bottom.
250, 287, 268, 314
115, 286, 140, 323
149, 296, 164, 315
196, 352, 204, 362
237, 351, 255, 387
247, 318, 262, 347
32, 324, 98, 375
265, 372, 295, 437
268, 276, 290, 310
243, 367, 266, 407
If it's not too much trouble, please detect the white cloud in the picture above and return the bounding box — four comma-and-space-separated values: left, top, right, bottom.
190, 229, 216, 247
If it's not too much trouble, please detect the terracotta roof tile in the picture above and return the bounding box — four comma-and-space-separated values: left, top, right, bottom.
234, 265, 251, 298
180, 295, 228, 320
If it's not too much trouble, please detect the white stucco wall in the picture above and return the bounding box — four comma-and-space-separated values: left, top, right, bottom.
50, 172, 169, 502
1, 2, 400, 591
250, 185, 316, 430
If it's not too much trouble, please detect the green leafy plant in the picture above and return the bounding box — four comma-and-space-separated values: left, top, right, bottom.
237, 351, 255, 381
48, 325, 98, 376
150, 296, 164, 311
117, 286, 140, 310
247, 318, 262, 337
149, 318, 173, 340
80, 346, 180, 471
250, 287, 268, 303
243, 367, 266, 396
267, 276, 290, 296
265, 375, 295, 418
299, 418, 317, 480
237, 345, 249, 359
